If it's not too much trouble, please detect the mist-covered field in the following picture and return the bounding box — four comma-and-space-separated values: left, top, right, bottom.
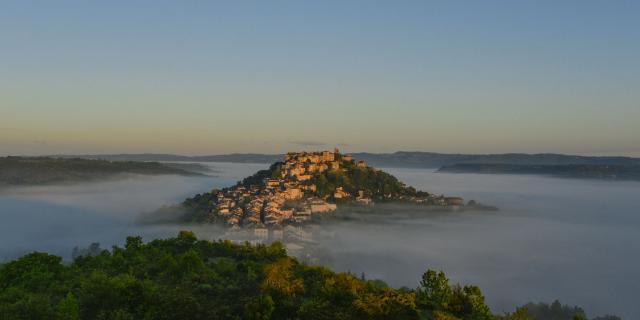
1, 162, 639, 318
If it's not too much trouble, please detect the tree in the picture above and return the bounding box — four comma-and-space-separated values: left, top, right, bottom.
353, 289, 419, 320
57, 293, 80, 320
497, 306, 534, 320
124, 237, 142, 251
245, 295, 275, 320
417, 270, 452, 310
260, 258, 304, 297
462, 285, 492, 320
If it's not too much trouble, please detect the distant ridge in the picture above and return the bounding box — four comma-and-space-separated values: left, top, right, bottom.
439, 163, 640, 181
51, 152, 640, 168
353, 152, 640, 168
0, 157, 204, 187
52, 153, 283, 163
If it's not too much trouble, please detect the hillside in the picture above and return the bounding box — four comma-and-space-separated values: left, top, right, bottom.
354, 152, 640, 168
438, 163, 640, 181
177, 150, 486, 226
54, 153, 284, 164
53, 151, 640, 168
0, 157, 203, 187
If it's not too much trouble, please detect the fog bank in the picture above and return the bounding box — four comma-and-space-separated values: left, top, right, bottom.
0, 163, 265, 260
1, 163, 639, 318
320, 168, 640, 319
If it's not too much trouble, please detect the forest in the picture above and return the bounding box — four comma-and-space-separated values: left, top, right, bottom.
0, 232, 619, 320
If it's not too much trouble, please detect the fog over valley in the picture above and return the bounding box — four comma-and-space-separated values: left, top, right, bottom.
3, 3, 638, 318
0, 163, 264, 259
1, 163, 639, 318
326, 169, 640, 318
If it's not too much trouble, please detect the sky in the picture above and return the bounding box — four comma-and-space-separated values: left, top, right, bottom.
1, 1, 639, 156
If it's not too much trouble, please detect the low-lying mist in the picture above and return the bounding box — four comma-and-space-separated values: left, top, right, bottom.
318, 168, 640, 319
1, 163, 639, 318
0, 162, 264, 260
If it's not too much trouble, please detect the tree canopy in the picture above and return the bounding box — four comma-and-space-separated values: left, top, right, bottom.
0, 233, 618, 320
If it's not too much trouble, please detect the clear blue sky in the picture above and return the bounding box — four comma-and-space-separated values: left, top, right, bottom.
1, 1, 639, 156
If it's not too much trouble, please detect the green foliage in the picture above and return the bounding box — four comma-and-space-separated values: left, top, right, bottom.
461, 285, 492, 320
312, 163, 417, 200
0, 252, 65, 293
240, 162, 283, 187
431, 310, 463, 320
271, 169, 282, 179
516, 300, 588, 320
180, 192, 216, 223
353, 289, 419, 319
416, 270, 494, 320
72, 243, 103, 260
496, 307, 534, 320
57, 293, 80, 320
244, 295, 275, 320
1, 235, 618, 320
496, 300, 619, 320
0, 232, 420, 320
417, 270, 452, 310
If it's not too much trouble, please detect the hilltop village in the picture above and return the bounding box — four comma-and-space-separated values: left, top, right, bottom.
183, 150, 472, 229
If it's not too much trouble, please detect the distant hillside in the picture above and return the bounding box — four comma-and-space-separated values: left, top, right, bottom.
0, 157, 204, 187
52, 152, 640, 168
438, 163, 640, 181
353, 152, 640, 168
54, 153, 283, 163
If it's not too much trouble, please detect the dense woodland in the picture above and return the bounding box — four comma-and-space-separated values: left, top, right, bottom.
0, 232, 620, 320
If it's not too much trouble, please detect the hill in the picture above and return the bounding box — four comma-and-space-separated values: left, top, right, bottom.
438, 163, 640, 181
51, 151, 640, 168
176, 150, 489, 226
53, 153, 283, 164
0, 157, 204, 187
353, 152, 640, 168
